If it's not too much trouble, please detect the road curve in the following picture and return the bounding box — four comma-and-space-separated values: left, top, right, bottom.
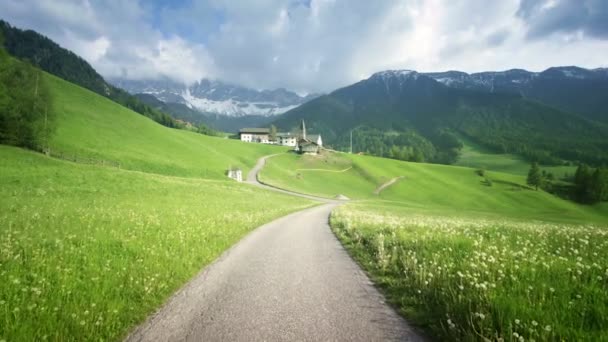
246, 153, 342, 202
126, 154, 425, 341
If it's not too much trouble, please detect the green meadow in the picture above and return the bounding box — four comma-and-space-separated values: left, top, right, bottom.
261, 148, 608, 340
3, 64, 608, 342
331, 202, 608, 341
455, 136, 577, 178
47, 73, 287, 178
0, 72, 316, 341
261, 151, 607, 223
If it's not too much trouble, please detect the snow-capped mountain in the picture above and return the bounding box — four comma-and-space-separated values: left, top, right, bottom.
422, 66, 608, 123
424, 66, 608, 93
110, 78, 318, 117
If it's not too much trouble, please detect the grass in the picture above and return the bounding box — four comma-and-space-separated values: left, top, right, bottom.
263, 148, 608, 340
0, 145, 315, 341
455, 136, 577, 178
330, 202, 608, 341
261, 151, 608, 223
0, 73, 319, 340
46, 72, 287, 179
259, 151, 377, 199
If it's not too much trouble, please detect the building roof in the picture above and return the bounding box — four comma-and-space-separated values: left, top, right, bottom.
239, 127, 270, 134
298, 138, 319, 146
277, 132, 295, 138
307, 134, 321, 141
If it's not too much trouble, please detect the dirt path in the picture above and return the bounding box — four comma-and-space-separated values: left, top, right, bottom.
126, 155, 424, 341
374, 176, 405, 195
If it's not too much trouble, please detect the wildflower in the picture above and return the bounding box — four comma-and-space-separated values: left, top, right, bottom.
544, 325, 552, 332
515, 319, 521, 325
532, 320, 538, 326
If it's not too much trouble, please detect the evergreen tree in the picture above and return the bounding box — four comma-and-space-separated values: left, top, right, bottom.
527, 162, 542, 190
573, 164, 593, 202
590, 168, 608, 203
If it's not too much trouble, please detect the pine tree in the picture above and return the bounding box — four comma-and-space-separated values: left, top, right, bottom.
573, 164, 593, 202
590, 168, 608, 203
527, 162, 542, 190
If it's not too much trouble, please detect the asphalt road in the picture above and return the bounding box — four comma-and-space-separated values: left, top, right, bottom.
126, 154, 425, 341
245, 153, 340, 202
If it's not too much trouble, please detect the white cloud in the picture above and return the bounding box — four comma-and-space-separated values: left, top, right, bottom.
1, 0, 607, 92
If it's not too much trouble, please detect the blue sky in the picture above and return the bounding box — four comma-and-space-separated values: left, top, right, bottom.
1, 0, 607, 93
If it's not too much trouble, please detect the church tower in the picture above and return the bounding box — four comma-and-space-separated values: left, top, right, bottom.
300, 120, 307, 140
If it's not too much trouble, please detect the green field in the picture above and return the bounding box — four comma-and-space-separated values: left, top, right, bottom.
331, 202, 608, 341
0, 72, 317, 341
47, 73, 287, 178
262, 147, 608, 340
0, 146, 314, 341
261, 151, 608, 223
455, 136, 577, 178
3, 63, 608, 342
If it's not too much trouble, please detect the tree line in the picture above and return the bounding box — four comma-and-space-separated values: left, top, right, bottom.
0, 34, 54, 151
527, 162, 608, 204
572, 164, 608, 204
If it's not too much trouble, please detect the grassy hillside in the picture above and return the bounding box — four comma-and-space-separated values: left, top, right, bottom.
0, 69, 318, 340
455, 136, 577, 178
0, 145, 314, 341
261, 151, 608, 224
46, 72, 286, 178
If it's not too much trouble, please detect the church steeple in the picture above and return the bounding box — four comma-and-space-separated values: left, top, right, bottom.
301, 120, 307, 140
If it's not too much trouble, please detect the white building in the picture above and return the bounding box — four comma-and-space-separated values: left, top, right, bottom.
277, 133, 297, 147
227, 168, 242, 182
239, 128, 270, 143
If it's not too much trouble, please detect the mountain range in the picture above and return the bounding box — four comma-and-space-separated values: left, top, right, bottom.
111, 78, 319, 117
2, 18, 607, 166
273, 69, 608, 165
424, 67, 608, 123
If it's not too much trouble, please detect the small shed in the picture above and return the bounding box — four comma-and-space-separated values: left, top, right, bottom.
297, 139, 320, 154
227, 168, 243, 182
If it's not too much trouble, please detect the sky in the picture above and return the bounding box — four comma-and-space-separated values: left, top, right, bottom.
1, 0, 608, 93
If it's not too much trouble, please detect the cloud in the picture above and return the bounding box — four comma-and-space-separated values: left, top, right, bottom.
1, 0, 608, 93
0, 0, 214, 84
517, 0, 608, 40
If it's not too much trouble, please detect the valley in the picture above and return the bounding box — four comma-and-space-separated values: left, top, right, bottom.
2, 10, 608, 342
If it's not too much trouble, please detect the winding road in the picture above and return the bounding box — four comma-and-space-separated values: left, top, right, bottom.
126, 154, 424, 341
